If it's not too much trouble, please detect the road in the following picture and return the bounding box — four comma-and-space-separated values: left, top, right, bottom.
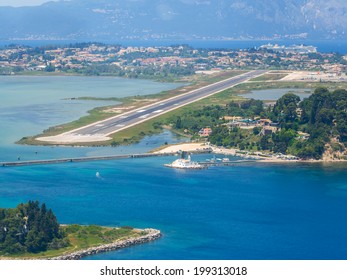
39, 70, 267, 143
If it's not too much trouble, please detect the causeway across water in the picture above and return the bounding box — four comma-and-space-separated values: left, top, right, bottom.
0, 152, 256, 167
0, 153, 175, 167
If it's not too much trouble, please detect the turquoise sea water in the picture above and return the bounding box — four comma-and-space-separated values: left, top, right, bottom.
0, 76, 347, 260
1, 156, 347, 260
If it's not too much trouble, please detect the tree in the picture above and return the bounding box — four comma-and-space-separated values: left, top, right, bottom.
308, 87, 332, 124
253, 126, 262, 135
272, 129, 297, 153
45, 63, 55, 72
260, 135, 273, 150
0, 201, 66, 254
175, 116, 182, 129
316, 108, 335, 126
273, 93, 300, 123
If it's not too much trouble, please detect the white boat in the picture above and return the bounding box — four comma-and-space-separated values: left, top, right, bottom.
164, 155, 206, 169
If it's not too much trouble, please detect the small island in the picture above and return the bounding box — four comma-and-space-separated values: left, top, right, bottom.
0, 201, 161, 260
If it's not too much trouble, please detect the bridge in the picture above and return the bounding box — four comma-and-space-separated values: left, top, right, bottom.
0, 153, 177, 167
0, 151, 257, 168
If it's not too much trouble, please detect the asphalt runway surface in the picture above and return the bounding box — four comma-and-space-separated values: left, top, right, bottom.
70, 70, 267, 137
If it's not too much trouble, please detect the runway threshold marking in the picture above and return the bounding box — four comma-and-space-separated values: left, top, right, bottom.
139, 114, 150, 119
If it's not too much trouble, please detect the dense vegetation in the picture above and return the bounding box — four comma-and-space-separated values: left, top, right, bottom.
291, 87, 347, 158
0, 201, 149, 259
169, 87, 347, 159
0, 201, 68, 254
63, 224, 137, 249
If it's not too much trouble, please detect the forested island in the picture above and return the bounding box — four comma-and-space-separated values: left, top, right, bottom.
0, 201, 160, 259
168, 87, 347, 160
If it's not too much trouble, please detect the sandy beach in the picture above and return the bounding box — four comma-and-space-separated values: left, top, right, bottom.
153, 142, 212, 154
153, 142, 308, 163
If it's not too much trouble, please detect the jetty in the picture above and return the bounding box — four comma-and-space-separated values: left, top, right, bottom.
1, 149, 258, 168
198, 159, 257, 167
50, 228, 161, 260
0, 152, 178, 167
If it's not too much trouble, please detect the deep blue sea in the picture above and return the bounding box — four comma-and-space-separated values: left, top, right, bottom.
1, 155, 347, 260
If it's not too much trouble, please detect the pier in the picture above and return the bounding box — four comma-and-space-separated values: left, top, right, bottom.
0, 152, 178, 167
198, 160, 257, 167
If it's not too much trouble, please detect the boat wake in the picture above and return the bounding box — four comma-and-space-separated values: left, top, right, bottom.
96, 171, 103, 179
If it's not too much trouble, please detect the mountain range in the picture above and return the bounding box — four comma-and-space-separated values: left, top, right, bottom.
0, 0, 346, 41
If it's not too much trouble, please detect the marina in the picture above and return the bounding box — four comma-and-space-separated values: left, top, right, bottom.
164, 154, 206, 169
164, 153, 256, 169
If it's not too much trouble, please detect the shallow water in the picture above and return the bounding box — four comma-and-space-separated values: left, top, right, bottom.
0, 76, 185, 161
239, 88, 312, 101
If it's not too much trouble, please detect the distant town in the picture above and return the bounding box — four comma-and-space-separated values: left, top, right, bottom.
0, 43, 346, 79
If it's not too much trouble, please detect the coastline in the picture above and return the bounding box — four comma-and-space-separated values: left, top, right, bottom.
0, 228, 161, 260
153, 142, 347, 164
50, 228, 161, 260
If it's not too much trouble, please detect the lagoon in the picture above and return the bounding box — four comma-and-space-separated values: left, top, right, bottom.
0, 76, 185, 161
239, 88, 312, 101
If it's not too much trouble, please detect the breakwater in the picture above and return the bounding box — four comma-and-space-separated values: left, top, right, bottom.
50, 228, 161, 260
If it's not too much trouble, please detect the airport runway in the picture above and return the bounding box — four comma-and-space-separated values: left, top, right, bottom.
46, 70, 267, 141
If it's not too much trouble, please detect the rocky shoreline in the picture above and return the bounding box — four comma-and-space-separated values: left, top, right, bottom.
50, 228, 161, 260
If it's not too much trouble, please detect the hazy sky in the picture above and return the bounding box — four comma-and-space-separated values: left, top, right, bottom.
0, 0, 57, 7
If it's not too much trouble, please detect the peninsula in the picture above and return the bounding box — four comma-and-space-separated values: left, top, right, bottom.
0, 201, 161, 260
35, 70, 266, 144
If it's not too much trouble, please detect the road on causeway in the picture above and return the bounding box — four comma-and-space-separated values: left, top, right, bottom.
39, 70, 267, 143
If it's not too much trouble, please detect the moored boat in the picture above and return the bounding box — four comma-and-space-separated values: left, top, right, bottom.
164, 155, 206, 169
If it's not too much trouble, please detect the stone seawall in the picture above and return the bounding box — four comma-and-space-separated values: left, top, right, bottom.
50, 229, 161, 260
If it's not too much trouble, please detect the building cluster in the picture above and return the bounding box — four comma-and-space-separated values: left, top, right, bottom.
224, 117, 279, 136
198, 127, 213, 137
198, 117, 284, 139
0, 43, 346, 75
